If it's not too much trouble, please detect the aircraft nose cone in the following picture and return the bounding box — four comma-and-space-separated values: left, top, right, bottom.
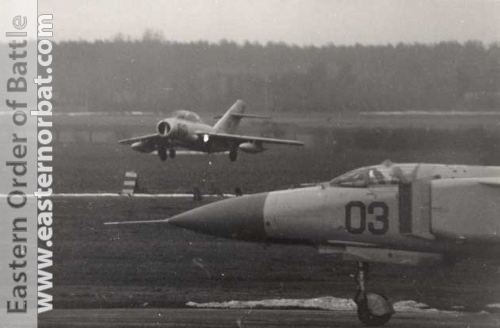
168, 193, 268, 241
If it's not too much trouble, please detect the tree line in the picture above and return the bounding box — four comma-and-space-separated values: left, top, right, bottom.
53, 37, 500, 113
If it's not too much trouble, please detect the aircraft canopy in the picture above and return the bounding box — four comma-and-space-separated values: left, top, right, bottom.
172, 110, 203, 123
330, 163, 418, 187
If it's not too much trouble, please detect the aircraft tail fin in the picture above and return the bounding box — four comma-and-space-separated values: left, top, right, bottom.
213, 100, 247, 133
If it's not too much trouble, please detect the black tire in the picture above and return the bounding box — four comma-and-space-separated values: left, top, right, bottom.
357, 305, 392, 327
355, 293, 393, 327
229, 150, 237, 162
159, 148, 167, 161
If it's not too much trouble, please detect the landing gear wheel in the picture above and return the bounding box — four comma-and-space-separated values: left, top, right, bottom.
355, 292, 393, 326
158, 147, 168, 161
229, 150, 237, 162
169, 148, 176, 159
354, 262, 394, 326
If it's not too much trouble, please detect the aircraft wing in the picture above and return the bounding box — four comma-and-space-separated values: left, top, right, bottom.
118, 133, 159, 145
198, 132, 304, 146
148, 150, 229, 156
213, 113, 271, 119
478, 177, 500, 187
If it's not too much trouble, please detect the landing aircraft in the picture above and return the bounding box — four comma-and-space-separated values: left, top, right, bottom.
119, 100, 303, 162
107, 161, 500, 326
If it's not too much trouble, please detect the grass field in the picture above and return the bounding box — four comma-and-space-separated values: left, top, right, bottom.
46, 134, 500, 314
53, 142, 491, 195
53, 110, 500, 131
52, 196, 500, 313
42, 105, 500, 318
47, 193, 500, 311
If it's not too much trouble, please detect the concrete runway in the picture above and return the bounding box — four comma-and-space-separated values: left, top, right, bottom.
40, 308, 500, 328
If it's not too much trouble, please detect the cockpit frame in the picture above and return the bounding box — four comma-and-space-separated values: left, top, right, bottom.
329, 163, 418, 188
172, 110, 203, 123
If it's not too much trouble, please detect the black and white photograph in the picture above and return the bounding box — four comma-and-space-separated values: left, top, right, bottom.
1, 0, 500, 327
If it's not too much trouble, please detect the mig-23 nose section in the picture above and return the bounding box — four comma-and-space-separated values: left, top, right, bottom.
168, 193, 268, 241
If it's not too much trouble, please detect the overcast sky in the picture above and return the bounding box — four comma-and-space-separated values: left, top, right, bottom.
39, 0, 500, 45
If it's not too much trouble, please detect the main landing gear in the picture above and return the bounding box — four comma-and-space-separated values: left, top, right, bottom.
229, 149, 238, 162
354, 262, 394, 326
158, 147, 176, 162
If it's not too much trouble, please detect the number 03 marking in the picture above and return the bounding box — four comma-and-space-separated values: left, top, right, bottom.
345, 201, 389, 235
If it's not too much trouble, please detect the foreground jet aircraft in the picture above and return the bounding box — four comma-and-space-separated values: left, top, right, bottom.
119, 100, 303, 162
108, 161, 500, 326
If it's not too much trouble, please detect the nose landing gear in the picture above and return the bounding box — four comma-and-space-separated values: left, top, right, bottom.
158, 146, 168, 161
354, 262, 394, 326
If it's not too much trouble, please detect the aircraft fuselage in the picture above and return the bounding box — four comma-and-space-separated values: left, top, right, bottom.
111, 162, 500, 326
168, 163, 500, 265
156, 118, 234, 153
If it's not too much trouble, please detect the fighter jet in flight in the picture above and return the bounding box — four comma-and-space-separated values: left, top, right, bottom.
109, 161, 500, 326
119, 100, 303, 162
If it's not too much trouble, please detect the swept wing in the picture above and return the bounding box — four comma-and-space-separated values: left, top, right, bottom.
118, 134, 159, 145
198, 132, 304, 146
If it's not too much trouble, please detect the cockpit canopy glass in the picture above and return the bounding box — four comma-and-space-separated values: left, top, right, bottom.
172, 110, 203, 123
329, 164, 413, 187
329, 168, 368, 187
